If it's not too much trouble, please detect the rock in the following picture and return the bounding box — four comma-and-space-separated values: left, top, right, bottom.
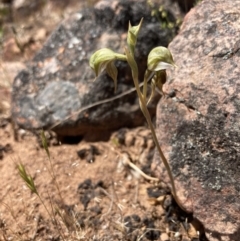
34, 28, 47, 41
152, 1, 240, 241
2, 0, 13, 4
0, 62, 25, 116
12, 0, 44, 21
3, 38, 22, 60
11, 0, 175, 138
12, 0, 42, 10
0, 144, 12, 160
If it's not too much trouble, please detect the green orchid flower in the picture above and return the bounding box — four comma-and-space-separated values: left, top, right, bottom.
89, 48, 126, 92
145, 46, 176, 103
127, 18, 143, 54
147, 46, 176, 71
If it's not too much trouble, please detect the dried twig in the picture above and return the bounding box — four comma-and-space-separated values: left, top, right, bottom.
120, 153, 159, 182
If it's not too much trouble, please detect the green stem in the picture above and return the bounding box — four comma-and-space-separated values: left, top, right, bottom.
37, 194, 52, 221
137, 79, 186, 211
142, 70, 149, 103
37, 194, 66, 241
126, 49, 186, 212
115, 53, 128, 62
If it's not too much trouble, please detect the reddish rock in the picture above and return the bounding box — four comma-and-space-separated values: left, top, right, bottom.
153, 1, 240, 240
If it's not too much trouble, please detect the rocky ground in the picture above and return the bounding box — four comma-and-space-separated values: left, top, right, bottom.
0, 1, 206, 240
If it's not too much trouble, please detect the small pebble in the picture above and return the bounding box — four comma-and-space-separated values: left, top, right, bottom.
125, 133, 135, 147
160, 232, 170, 241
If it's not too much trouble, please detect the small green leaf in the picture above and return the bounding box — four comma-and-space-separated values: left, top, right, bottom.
147, 78, 156, 106
147, 70, 167, 105
147, 46, 175, 71
106, 61, 118, 93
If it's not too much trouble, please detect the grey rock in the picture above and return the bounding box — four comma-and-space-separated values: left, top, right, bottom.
11, 0, 175, 137
36, 81, 81, 124
152, 1, 240, 240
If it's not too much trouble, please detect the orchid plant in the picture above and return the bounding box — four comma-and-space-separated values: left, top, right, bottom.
89, 19, 184, 211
